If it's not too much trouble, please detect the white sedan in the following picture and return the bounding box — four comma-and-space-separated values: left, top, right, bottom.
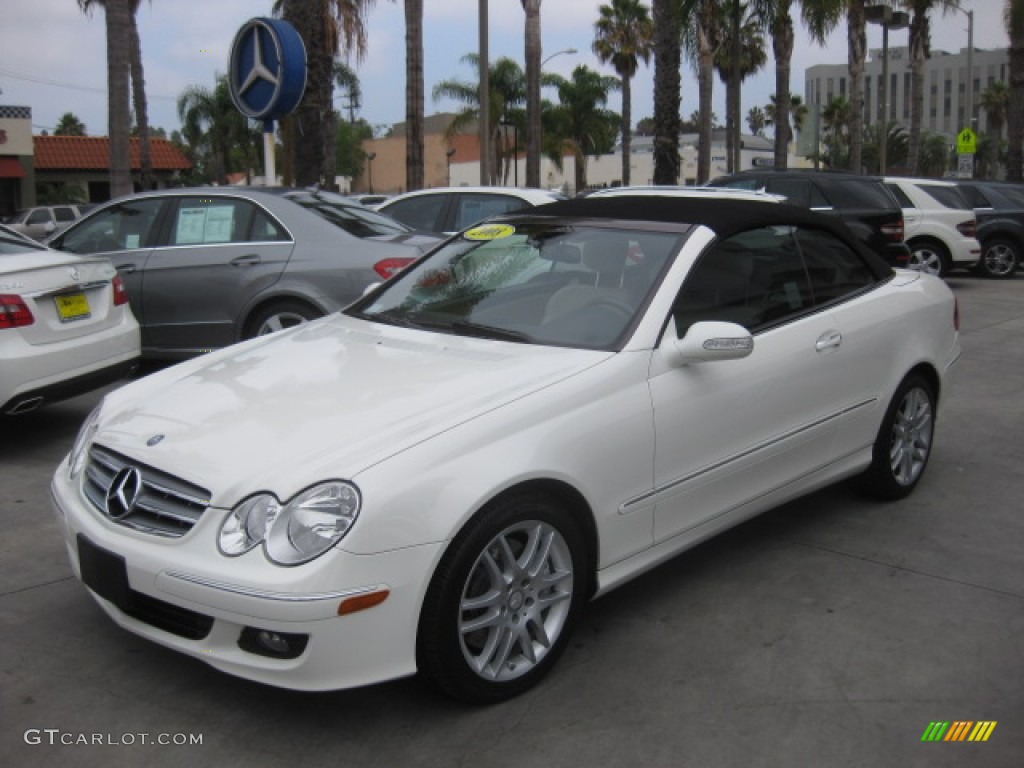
51, 196, 960, 702
1, 227, 139, 415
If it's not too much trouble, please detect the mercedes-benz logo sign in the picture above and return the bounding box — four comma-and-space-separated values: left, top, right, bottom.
106, 467, 143, 520
69, 267, 80, 281
228, 17, 306, 121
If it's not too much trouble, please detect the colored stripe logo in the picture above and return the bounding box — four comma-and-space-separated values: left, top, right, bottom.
921, 721, 997, 742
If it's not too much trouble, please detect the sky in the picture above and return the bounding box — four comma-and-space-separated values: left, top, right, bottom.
0, 0, 1008, 140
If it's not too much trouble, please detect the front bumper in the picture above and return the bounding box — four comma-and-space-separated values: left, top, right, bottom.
51, 460, 444, 691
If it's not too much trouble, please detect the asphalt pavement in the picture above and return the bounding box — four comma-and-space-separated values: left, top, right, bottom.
2, 274, 1022, 768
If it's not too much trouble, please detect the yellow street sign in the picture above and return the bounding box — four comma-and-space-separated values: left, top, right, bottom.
957, 127, 977, 155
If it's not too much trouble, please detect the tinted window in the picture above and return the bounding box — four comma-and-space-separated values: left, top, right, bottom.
795, 228, 876, 304
957, 184, 991, 208
826, 179, 897, 210
53, 207, 77, 222
285, 190, 410, 237
919, 185, 970, 210
382, 195, 448, 232
251, 209, 289, 241
673, 226, 813, 335
886, 183, 916, 209
764, 179, 811, 207
27, 209, 52, 225
59, 198, 165, 254
454, 194, 530, 230
987, 185, 1024, 208
170, 197, 255, 245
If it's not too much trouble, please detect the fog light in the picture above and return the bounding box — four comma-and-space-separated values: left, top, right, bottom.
237, 627, 309, 659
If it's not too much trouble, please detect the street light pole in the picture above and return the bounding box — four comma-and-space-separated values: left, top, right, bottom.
866, 5, 909, 175
953, 4, 975, 130
479, 0, 490, 186
542, 48, 577, 68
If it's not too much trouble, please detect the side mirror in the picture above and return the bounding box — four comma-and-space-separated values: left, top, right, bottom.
667, 320, 753, 366
44, 220, 56, 234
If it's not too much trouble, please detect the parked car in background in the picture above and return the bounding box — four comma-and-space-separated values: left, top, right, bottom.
377, 186, 566, 236
882, 176, 980, 276
53, 194, 958, 703
46, 187, 440, 359
1, 225, 139, 415
4, 204, 94, 241
951, 179, 1024, 278
348, 193, 392, 207
710, 169, 911, 267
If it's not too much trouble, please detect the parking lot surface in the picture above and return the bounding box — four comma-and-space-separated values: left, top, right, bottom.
2, 275, 1022, 768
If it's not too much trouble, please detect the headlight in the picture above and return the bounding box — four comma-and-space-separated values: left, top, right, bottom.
68, 403, 103, 479
218, 481, 361, 566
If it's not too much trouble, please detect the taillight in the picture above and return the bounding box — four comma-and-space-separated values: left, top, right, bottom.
880, 217, 905, 242
954, 297, 960, 332
956, 219, 977, 238
373, 258, 415, 280
111, 275, 129, 306
0, 294, 35, 329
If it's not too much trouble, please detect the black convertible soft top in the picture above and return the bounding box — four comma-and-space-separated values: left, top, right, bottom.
525, 194, 893, 279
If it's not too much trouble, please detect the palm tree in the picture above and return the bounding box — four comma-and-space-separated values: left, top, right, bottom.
756, 0, 841, 169
652, 0, 682, 184
1006, 0, 1024, 181
593, 0, 654, 186
55, 113, 88, 136
821, 95, 852, 166
683, 0, 726, 183
178, 75, 259, 184
714, 4, 767, 171
917, 130, 950, 176
433, 55, 528, 185
405, 0, 424, 191
545, 66, 621, 192
747, 105, 766, 135
278, 1, 376, 187
765, 93, 808, 135
863, 121, 909, 174
78, 0, 133, 197
522, 0, 543, 188
981, 81, 1009, 141
847, 0, 868, 172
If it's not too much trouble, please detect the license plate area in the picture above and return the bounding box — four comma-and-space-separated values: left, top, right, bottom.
55, 292, 91, 322
77, 534, 133, 611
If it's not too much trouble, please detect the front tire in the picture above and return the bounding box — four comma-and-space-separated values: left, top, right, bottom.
245, 301, 321, 338
977, 237, 1019, 279
417, 493, 587, 704
855, 374, 936, 500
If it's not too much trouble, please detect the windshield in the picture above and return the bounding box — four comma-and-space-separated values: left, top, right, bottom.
283, 189, 412, 238
348, 220, 683, 350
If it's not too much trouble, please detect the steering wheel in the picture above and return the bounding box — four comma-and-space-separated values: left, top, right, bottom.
585, 297, 635, 322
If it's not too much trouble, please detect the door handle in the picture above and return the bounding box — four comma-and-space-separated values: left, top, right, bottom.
230, 254, 261, 266
815, 330, 843, 352
118, 264, 137, 275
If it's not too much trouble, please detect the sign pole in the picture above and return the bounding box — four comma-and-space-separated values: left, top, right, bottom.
264, 119, 276, 186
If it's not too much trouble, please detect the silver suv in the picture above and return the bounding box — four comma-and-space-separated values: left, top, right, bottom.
882, 177, 981, 276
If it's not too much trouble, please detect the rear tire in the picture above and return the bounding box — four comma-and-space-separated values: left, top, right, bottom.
854, 373, 936, 500
907, 239, 951, 277
417, 493, 587, 704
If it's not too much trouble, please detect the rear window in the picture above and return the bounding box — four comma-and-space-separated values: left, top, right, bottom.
918, 185, 971, 210
285, 190, 412, 238
826, 179, 898, 210
958, 184, 991, 208
987, 185, 1024, 208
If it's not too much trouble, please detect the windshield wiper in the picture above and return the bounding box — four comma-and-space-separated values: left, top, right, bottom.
448, 320, 533, 343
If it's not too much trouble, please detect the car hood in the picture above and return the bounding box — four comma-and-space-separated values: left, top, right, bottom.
95, 313, 609, 504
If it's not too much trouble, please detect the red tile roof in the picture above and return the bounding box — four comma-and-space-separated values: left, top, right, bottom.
33, 135, 192, 171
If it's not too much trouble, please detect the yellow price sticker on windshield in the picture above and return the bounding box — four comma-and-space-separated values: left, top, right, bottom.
464, 223, 515, 241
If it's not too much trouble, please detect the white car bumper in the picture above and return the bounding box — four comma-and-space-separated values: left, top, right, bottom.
51, 458, 443, 691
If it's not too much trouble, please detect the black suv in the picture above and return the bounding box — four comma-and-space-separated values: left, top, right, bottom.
710, 170, 910, 266
951, 180, 1024, 279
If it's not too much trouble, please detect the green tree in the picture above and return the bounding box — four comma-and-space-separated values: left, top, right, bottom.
862, 121, 909, 174
545, 66, 621, 192
433, 55, 528, 185
847, 0, 868, 171
820, 95, 852, 166
747, 105, 766, 135
336, 119, 374, 179
683, 0, 726, 183
593, 0, 654, 186
652, 0, 682, 183
78, 0, 132, 196
714, 3, 767, 171
917, 130, 951, 177
765, 93, 808, 135
177, 75, 259, 184
1006, 0, 1024, 181
55, 112, 87, 136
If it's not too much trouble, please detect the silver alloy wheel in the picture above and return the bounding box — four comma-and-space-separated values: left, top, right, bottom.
256, 311, 310, 335
458, 520, 574, 682
890, 386, 933, 486
983, 243, 1017, 277
909, 246, 943, 275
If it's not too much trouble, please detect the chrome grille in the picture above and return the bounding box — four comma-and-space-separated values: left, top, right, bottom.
83, 445, 211, 538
